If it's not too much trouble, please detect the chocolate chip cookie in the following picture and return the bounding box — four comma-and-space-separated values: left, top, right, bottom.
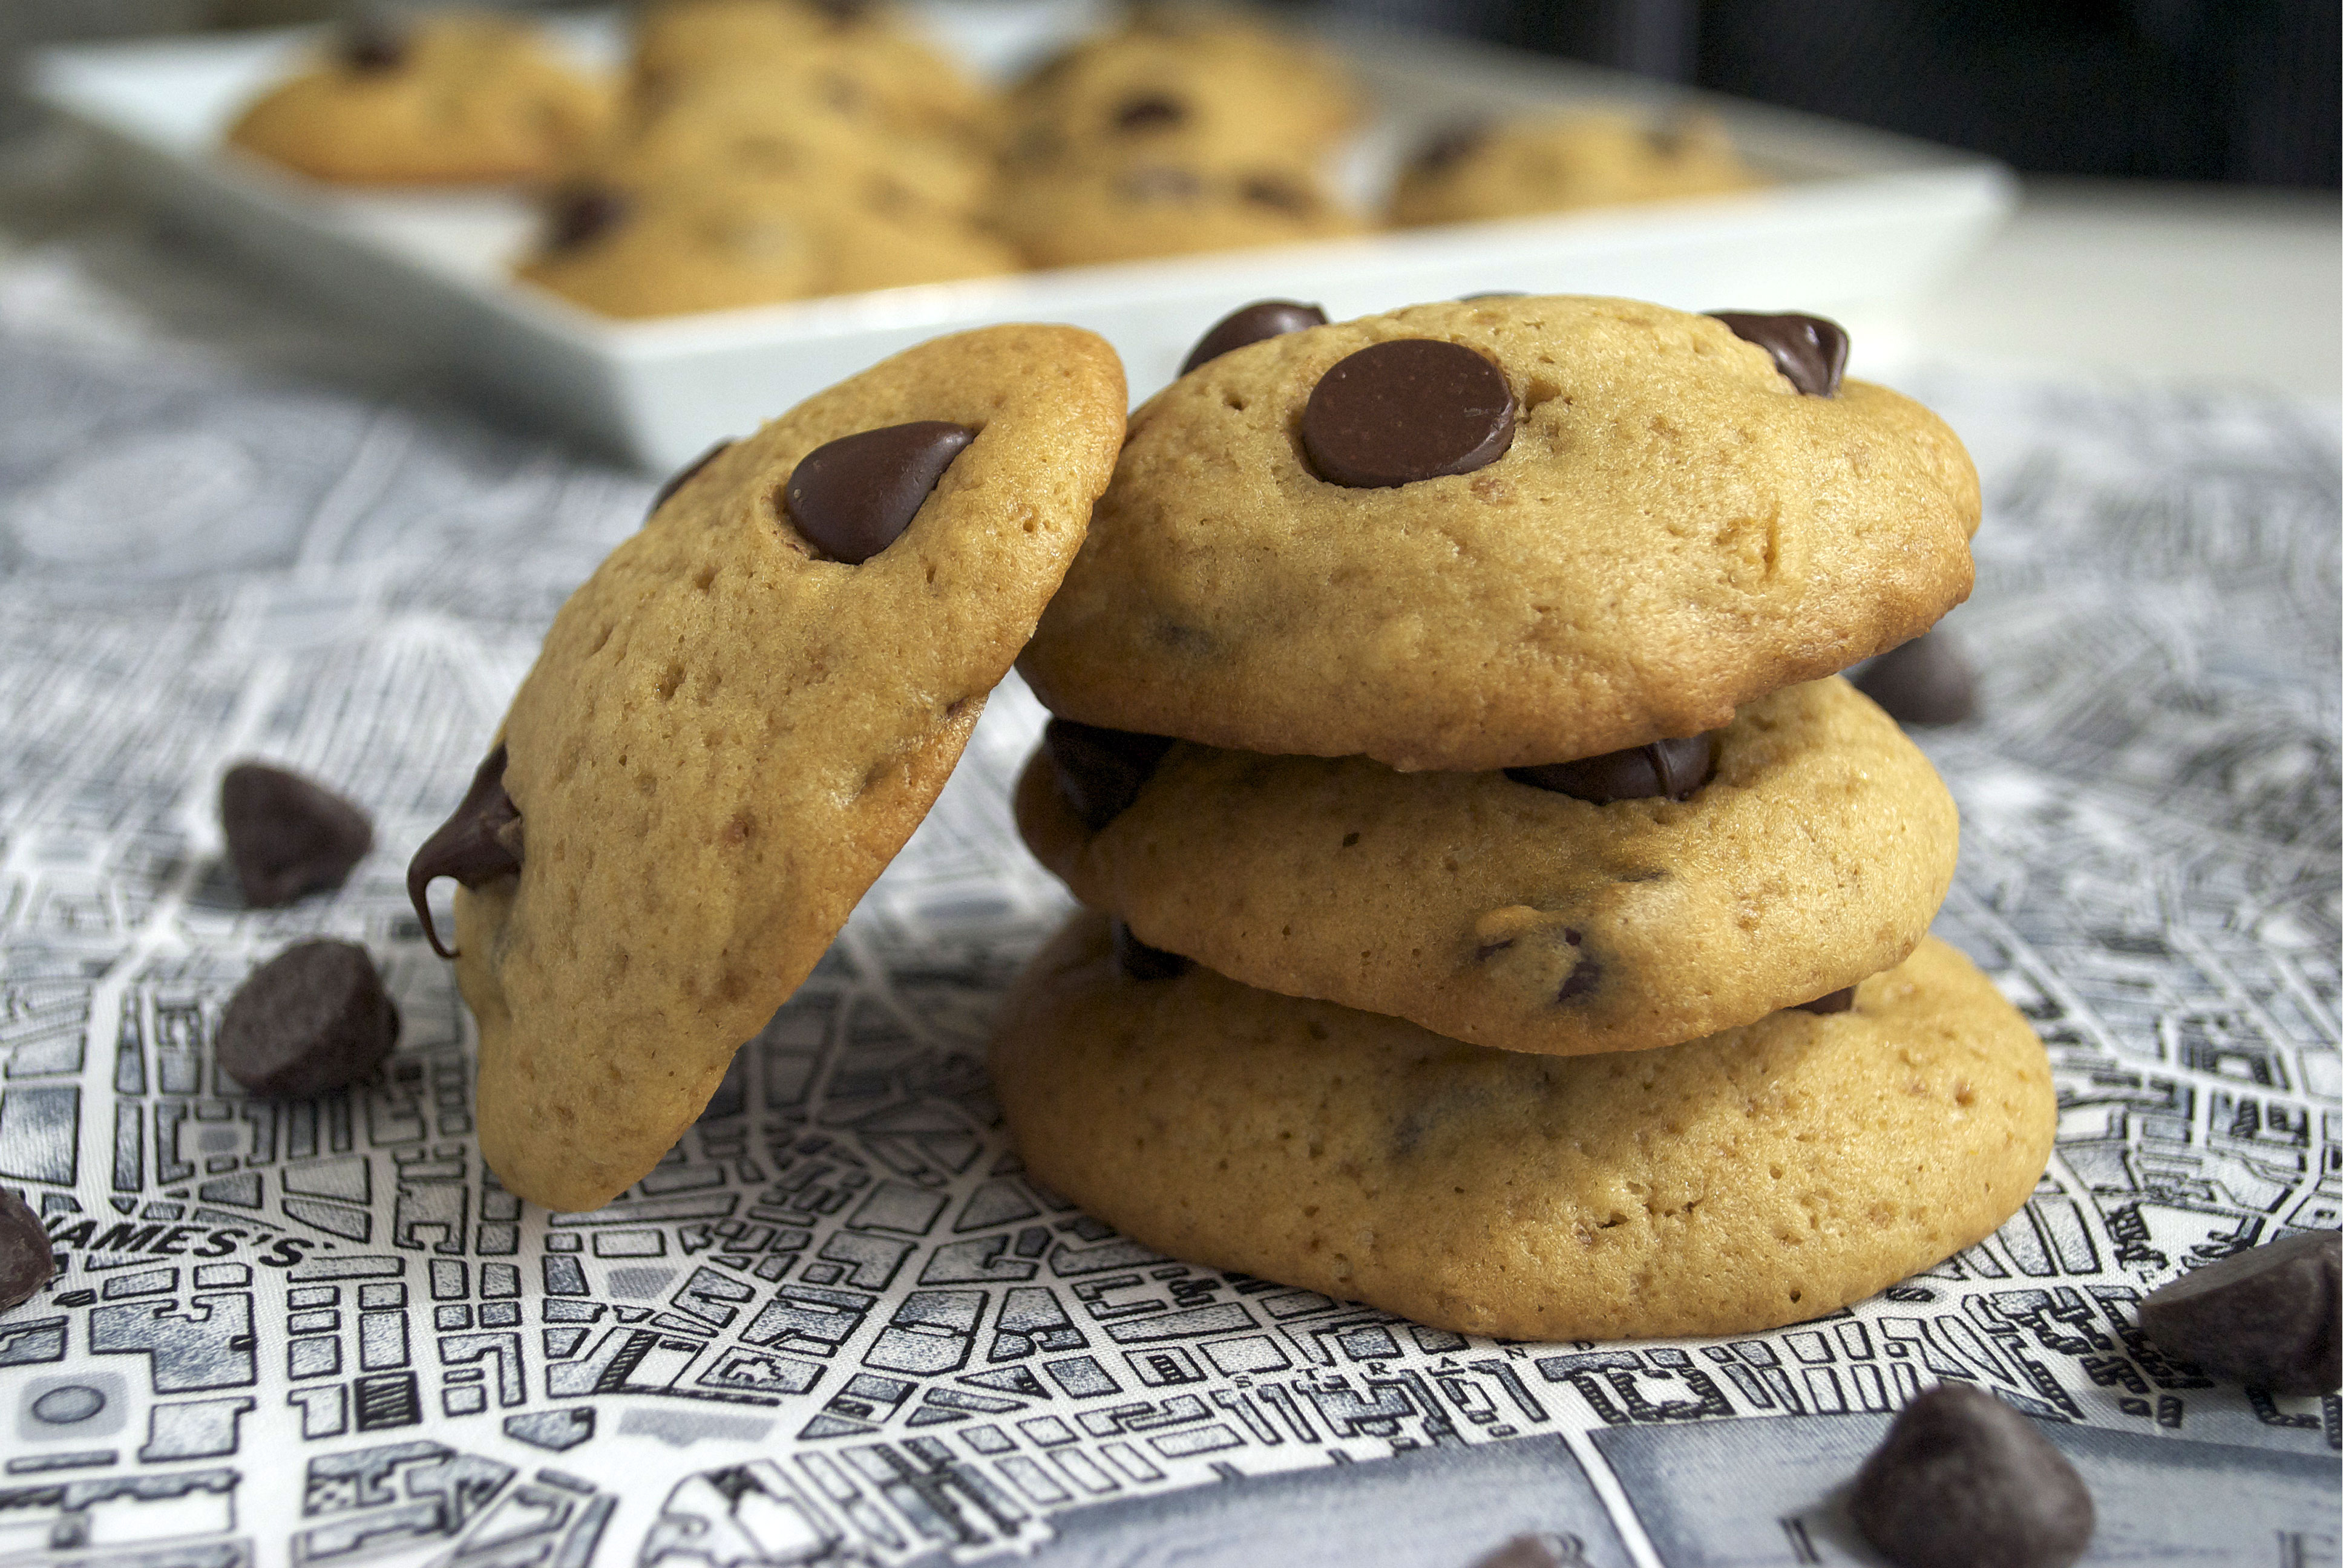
1392, 111, 1763, 228
226, 15, 612, 185
1018, 678, 1957, 1056
413, 325, 1125, 1210
991, 913, 2055, 1340
1018, 295, 1980, 772
988, 153, 1362, 270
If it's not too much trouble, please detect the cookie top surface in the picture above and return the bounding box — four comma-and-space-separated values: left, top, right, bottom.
1020, 677, 1958, 1054
991, 915, 2054, 1341
514, 178, 1017, 318
1392, 111, 1763, 227
1018, 295, 1980, 771
988, 155, 1363, 270
1011, 13, 1359, 152
225, 16, 612, 185
446, 325, 1125, 1210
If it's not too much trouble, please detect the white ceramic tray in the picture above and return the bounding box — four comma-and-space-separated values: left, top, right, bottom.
30, 4, 2017, 471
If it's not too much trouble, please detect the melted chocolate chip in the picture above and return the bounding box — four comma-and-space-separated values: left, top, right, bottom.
1556, 932, 1599, 1002
2137, 1230, 2340, 1394
649, 439, 733, 518
1856, 630, 1979, 726
1412, 122, 1486, 175
220, 762, 374, 909
1849, 1384, 2095, 1568
1707, 311, 1849, 397
1796, 987, 1856, 1015
1114, 93, 1187, 132
342, 15, 406, 72
784, 421, 974, 564
0, 1187, 53, 1312
545, 186, 628, 253
407, 744, 523, 959
216, 940, 401, 1099
1507, 733, 1714, 804
1113, 920, 1190, 981
1300, 340, 1515, 489
1180, 299, 1328, 376
1044, 720, 1173, 829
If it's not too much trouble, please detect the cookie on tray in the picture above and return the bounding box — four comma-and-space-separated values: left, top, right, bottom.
992, 913, 2055, 1341
989, 154, 1363, 269
226, 14, 612, 185
513, 178, 1018, 318
408, 326, 1126, 1210
1392, 111, 1763, 227
1018, 678, 1958, 1057
1018, 295, 1980, 771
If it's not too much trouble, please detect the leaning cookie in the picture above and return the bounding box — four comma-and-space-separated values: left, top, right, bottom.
411, 326, 1125, 1211
1019, 678, 1957, 1057
992, 913, 2055, 1341
1018, 295, 1979, 771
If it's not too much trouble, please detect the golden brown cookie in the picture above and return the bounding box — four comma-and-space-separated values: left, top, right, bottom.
512, 177, 1018, 318
1392, 111, 1764, 227
224, 14, 612, 185
988, 153, 1364, 270
413, 327, 1125, 1210
992, 913, 2056, 1341
1018, 296, 1980, 771
1019, 678, 1958, 1056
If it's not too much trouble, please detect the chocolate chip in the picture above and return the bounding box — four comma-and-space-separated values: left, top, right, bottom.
1044, 720, 1173, 829
220, 763, 373, 909
1411, 122, 1486, 175
0, 1187, 53, 1312
1180, 300, 1328, 376
545, 186, 628, 253
649, 440, 733, 517
215, 940, 401, 1099
2137, 1230, 2340, 1394
342, 15, 405, 72
1796, 987, 1856, 1014
784, 421, 974, 564
1849, 1384, 2094, 1568
1555, 931, 1599, 1002
1855, 630, 1979, 726
1113, 920, 1190, 981
1507, 733, 1714, 804
407, 744, 523, 959
1118, 165, 1202, 203
1240, 175, 1310, 213
1113, 93, 1187, 132
1707, 311, 1849, 397
1300, 340, 1514, 489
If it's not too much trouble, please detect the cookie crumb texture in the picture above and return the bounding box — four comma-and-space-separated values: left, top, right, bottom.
1020, 296, 1981, 771
1020, 677, 1958, 1056
991, 915, 2054, 1341
457, 324, 1124, 1212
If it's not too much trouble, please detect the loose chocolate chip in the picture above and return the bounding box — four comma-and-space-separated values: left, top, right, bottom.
1797, 987, 1856, 1014
1706, 311, 1849, 397
1849, 1384, 2094, 1568
342, 15, 406, 72
545, 186, 628, 253
1507, 733, 1714, 804
220, 762, 374, 909
1044, 720, 1174, 829
0, 1187, 53, 1312
216, 940, 401, 1099
1300, 340, 1514, 489
1855, 630, 1979, 726
1113, 920, 1190, 981
649, 440, 733, 517
784, 421, 975, 564
407, 744, 523, 959
1114, 93, 1187, 132
2137, 1230, 2340, 1394
1411, 122, 1486, 175
1179, 299, 1328, 376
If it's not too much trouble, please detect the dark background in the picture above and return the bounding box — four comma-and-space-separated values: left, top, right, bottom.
1335, 0, 2341, 188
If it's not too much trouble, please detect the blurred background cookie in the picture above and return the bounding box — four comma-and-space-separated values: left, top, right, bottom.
1392, 109, 1762, 227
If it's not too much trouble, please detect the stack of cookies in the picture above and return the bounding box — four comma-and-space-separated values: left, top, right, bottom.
992, 294, 2057, 1341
